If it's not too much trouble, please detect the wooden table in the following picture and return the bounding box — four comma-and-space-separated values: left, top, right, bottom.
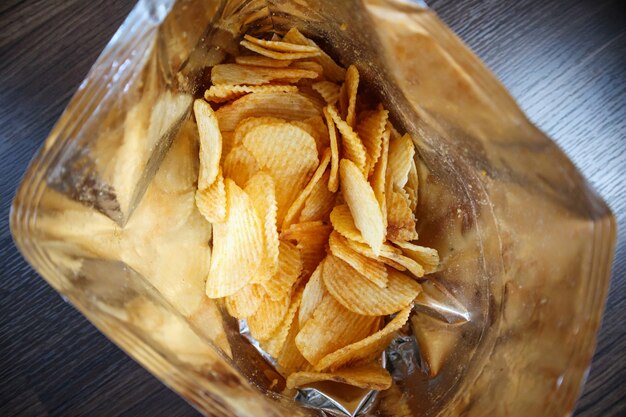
1, 1, 624, 415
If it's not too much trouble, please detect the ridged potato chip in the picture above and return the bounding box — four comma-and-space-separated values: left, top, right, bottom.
298, 263, 326, 327
411, 313, 460, 377
216, 92, 322, 131
323, 106, 340, 192
211, 64, 318, 86
233, 116, 285, 146
299, 171, 336, 223
295, 295, 379, 366
286, 362, 392, 390
224, 283, 265, 318
235, 55, 292, 67
386, 188, 418, 242
276, 309, 311, 374
243, 34, 320, 53
370, 123, 391, 229
282, 148, 331, 230
315, 307, 411, 372
204, 84, 298, 103
357, 106, 388, 175
313, 81, 340, 105
245, 172, 280, 279
263, 240, 302, 300
339, 65, 359, 128
248, 291, 292, 341
240, 40, 321, 60
387, 133, 415, 188
330, 204, 365, 243
328, 232, 388, 288
406, 158, 419, 211
282, 28, 346, 82
242, 122, 319, 224
345, 237, 424, 277
206, 179, 265, 298
391, 240, 440, 274
194, 99, 221, 189
261, 288, 303, 358
290, 60, 324, 76
281, 221, 332, 277
291, 116, 329, 155
323, 255, 420, 316
326, 105, 367, 174
195, 170, 226, 223
222, 145, 259, 188
340, 159, 385, 255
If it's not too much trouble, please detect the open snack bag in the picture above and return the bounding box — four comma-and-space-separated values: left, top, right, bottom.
11, 1, 616, 416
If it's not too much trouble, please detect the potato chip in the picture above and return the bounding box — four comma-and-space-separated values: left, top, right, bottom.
357, 106, 388, 175
328, 232, 388, 288
290, 60, 324, 76
235, 55, 293, 67
194, 99, 221, 189
286, 362, 391, 390
248, 292, 292, 341
298, 263, 326, 327
195, 170, 226, 223
243, 34, 320, 53
276, 309, 311, 373
330, 204, 365, 243
323, 106, 340, 192
224, 284, 265, 318
206, 179, 265, 298
295, 295, 379, 365
391, 240, 440, 274
313, 81, 340, 105
290, 116, 329, 155
240, 40, 321, 60
371, 123, 391, 230
261, 288, 303, 358
242, 122, 319, 224
411, 313, 460, 377
345, 237, 424, 277
282, 148, 331, 230
387, 133, 415, 189
281, 221, 332, 277
339, 65, 359, 128
232, 116, 285, 146
282, 28, 346, 82
340, 159, 385, 255
263, 240, 302, 300
326, 105, 367, 174
315, 307, 411, 372
322, 255, 420, 316
245, 172, 280, 278
204, 84, 298, 103
216, 92, 322, 131
386, 188, 418, 242
299, 171, 336, 223
211, 64, 318, 86
406, 158, 419, 211
222, 145, 259, 188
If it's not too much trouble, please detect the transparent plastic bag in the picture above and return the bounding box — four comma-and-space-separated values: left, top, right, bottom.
11, 0, 616, 416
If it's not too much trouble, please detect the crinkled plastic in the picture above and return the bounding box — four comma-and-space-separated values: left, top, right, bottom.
10, 0, 616, 416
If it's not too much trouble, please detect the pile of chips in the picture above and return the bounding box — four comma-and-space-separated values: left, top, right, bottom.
194, 28, 439, 391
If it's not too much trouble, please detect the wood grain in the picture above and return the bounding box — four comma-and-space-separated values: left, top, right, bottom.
0, 0, 624, 416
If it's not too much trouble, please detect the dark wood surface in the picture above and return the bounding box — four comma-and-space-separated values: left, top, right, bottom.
0, 0, 624, 416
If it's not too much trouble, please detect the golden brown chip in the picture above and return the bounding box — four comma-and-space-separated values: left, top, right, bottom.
215, 92, 322, 131
386, 188, 418, 242
282, 28, 346, 82
298, 263, 326, 327
313, 81, 341, 105
330, 204, 365, 243
286, 362, 391, 390
299, 171, 336, 223
339, 65, 359, 128
357, 106, 388, 175
322, 254, 420, 316
405, 158, 419, 211
290, 116, 329, 155
240, 40, 321, 60
245, 172, 280, 278
243, 34, 319, 53
235, 55, 293, 67
204, 84, 298, 103
224, 284, 266, 318
195, 170, 226, 223
290, 60, 324, 76
206, 179, 265, 298
281, 221, 332, 277
248, 292, 292, 341
233, 116, 285, 146
194, 99, 221, 189
344, 237, 424, 277
328, 232, 388, 288
276, 308, 311, 374
323, 106, 340, 192
326, 104, 367, 174
282, 148, 331, 230
211, 64, 318, 86
371, 123, 391, 230
391, 240, 440, 274
261, 288, 303, 358
295, 295, 379, 365
263, 240, 302, 300
387, 133, 415, 189
340, 158, 386, 255
314, 307, 411, 372
222, 145, 259, 188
